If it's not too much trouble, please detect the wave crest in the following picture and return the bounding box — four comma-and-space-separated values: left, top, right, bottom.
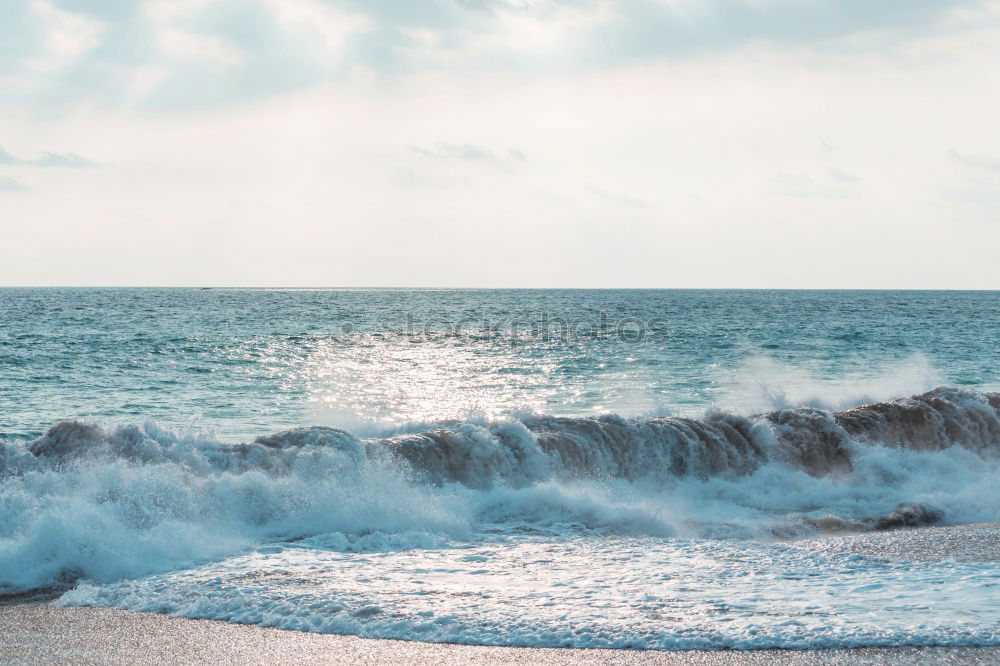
1, 387, 998, 595
7, 387, 999, 486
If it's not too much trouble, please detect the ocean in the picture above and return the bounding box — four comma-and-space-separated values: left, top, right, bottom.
1, 288, 999, 649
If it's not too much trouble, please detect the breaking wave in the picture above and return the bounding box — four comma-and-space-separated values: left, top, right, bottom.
1, 387, 999, 595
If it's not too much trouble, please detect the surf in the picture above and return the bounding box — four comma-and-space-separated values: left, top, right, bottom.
1, 387, 998, 596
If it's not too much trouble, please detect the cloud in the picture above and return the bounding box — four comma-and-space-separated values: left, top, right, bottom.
409, 142, 524, 170
34, 151, 98, 167
586, 184, 650, 209
0, 146, 97, 167
950, 150, 1000, 174
2, 1, 999, 288
772, 169, 857, 199
0, 176, 28, 192
31, 0, 106, 62
362, 0, 968, 77
828, 168, 861, 183
265, 0, 373, 45
156, 26, 246, 67
0, 147, 20, 165
0, 0, 974, 111
1, 0, 376, 110
582, 0, 963, 62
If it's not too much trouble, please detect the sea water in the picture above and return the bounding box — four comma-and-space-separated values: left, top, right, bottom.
1, 288, 999, 649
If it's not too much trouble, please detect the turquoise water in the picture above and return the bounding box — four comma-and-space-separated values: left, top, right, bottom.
3, 288, 1000, 649
3, 288, 998, 439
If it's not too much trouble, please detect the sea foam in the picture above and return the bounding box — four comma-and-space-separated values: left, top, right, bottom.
1, 387, 998, 597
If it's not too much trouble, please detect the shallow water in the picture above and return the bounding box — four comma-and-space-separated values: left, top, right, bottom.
60, 531, 1000, 650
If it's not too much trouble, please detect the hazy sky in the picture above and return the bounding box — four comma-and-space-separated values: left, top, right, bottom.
1, 0, 998, 287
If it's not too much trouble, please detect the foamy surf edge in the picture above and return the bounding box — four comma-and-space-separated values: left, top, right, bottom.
0, 386, 997, 597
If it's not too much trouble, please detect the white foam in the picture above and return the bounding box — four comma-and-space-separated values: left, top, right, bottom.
715, 351, 944, 413
2, 389, 999, 648
60, 533, 1000, 650
1, 420, 997, 591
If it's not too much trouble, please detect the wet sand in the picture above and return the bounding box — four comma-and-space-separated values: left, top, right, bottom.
5, 603, 1000, 665
2, 523, 999, 665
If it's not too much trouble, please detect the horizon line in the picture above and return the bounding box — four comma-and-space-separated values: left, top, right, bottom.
1, 286, 999, 292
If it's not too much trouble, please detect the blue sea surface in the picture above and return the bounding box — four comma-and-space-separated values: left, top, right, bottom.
2, 288, 1000, 650
2, 288, 998, 439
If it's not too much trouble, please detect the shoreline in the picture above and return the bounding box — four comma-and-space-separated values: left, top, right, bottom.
3, 523, 999, 664
2, 603, 1000, 665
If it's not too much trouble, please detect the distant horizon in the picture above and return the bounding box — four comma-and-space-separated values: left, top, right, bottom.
2, 285, 999, 292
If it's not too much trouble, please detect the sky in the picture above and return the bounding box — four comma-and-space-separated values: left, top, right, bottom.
1, 0, 998, 288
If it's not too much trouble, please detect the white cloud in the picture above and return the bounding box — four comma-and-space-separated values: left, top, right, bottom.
409, 142, 524, 171
157, 27, 246, 66
143, 1, 246, 67
143, 0, 216, 24
1, 0, 998, 287
25, 0, 106, 71
0, 146, 97, 167
34, 0, 105, 58
264, 0, 374, 49
951, 150, 1000, 174
0, 176, 28, 192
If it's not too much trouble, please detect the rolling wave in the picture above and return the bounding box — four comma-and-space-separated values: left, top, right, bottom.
12, 387, 999, 483
1, 387, 998, 595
